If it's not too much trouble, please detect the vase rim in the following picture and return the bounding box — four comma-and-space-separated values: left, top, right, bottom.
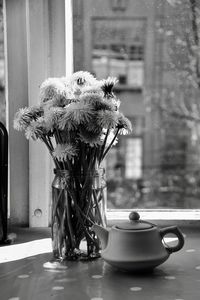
54, 167, 105, 174
53, 168, 70, 176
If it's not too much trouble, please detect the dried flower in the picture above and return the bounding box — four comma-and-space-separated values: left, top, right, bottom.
100, 77, 118, 98
111, 98, 121, 111
39, 77, 72, 107
25, 117, 48, 140
97, 110, 118, 129
14, 71, 132, 169
44, 107, 65, 130
58, 102, 94, 131
68, 71, 99, 97
79, 125, 102, 146
70, 71, 97, 86
117, 113, 133, 135
13, 107, 32, 131
81, 84, 103, 96
80, 93, 115, 111
53, 143, 78, 161
13, 106, 43, 131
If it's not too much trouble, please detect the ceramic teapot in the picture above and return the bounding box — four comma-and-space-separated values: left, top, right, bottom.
92, 211, 184, 272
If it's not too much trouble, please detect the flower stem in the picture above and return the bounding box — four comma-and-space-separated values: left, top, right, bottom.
101, 127, 120, 161
41, 136, 60, 169
99, 127, 110, 162
51, 188, 63, 237
64, 188, 75, 249
92, 189, 104, 226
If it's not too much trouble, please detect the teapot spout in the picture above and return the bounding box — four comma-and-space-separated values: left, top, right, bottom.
92, 224, 109, 250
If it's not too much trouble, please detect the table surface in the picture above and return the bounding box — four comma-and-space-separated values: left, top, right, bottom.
0, 226, 200, 300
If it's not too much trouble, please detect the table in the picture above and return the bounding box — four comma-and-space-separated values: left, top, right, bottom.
0, 226, 200, 300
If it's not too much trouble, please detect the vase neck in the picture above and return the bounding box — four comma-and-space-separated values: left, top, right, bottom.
54, 168, 70, 177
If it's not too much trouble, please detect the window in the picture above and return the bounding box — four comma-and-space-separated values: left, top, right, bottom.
73, 0, 200, 223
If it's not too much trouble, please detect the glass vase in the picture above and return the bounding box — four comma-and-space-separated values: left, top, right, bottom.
51, 168, 107, 261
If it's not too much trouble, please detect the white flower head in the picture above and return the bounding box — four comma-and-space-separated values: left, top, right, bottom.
13, 106, 43, 131
14, 71, 132, 164
13, 107, 32, 131
80, 93, 115, 111
39, 77, 70, 107
100, 77, 118, 98
58, 102, 94, 131
70, 71, 97, 86
68, 71, 98, 97
117, 113, 133, 135
25, 118, 46, 140
97, 110, 118, 129
81, 83, 103, 96
43, 107, 64, 130
53, 143, 78, 161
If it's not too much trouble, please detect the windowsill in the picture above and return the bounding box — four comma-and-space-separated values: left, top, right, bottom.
107, 209, 200, 227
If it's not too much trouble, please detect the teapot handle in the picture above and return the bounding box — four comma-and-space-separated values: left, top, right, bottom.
159, 226, 185, 254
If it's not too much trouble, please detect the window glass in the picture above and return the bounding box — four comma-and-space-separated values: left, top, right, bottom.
73, 0, 200, 211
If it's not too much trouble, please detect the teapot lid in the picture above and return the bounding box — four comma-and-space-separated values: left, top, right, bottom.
115, 212, 154, 230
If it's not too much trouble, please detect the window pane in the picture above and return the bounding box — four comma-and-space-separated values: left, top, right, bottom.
73, 0, 200, 210
125, 138, 142, 179
128, 61, 144, 87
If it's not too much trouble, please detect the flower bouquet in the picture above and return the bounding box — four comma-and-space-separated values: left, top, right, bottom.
14, 71, 132, 260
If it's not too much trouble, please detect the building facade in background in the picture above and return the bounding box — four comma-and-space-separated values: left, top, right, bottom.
73, 0, 200, 209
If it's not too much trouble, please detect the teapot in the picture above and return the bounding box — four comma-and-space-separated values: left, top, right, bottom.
92, 211, 184, 272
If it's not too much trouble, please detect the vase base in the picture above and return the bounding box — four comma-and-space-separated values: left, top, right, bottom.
51, 248, 101, 262
79, 251, 101, 261
43, 260, 68, 270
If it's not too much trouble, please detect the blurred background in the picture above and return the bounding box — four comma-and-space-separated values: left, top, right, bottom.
1, 0, 200, 212
73, 0, 200, 210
